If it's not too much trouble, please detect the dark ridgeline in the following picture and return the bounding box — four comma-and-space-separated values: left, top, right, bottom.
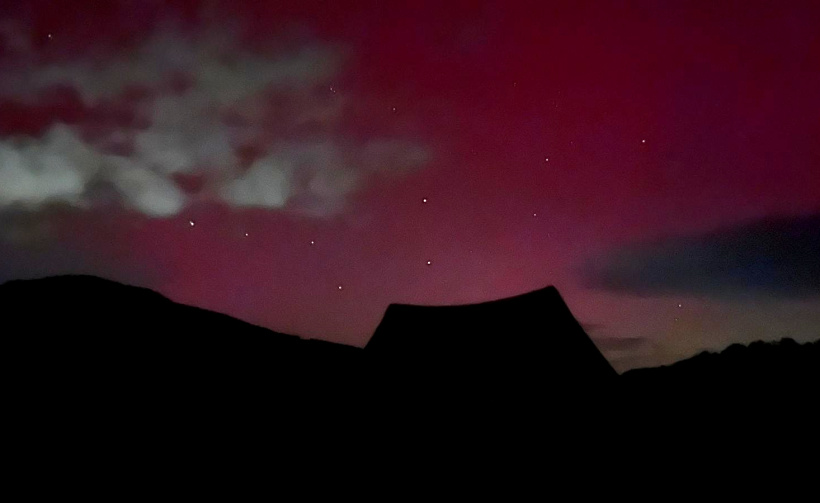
622, 338, 820, 388
3, 274, 819, 478
3, 275, 818, 413
1, 275, 616, 411
618, 339, 820, 424
0, 275, 363, 406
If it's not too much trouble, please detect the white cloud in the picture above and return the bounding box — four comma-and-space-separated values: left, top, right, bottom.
0, 22, 431, 218
0, 125, 97, 208
132, 93, 239, 175
108, 159, 186, 217
220, 153, 293, 208
6, 27, 341, 106
0, 124, 184, 216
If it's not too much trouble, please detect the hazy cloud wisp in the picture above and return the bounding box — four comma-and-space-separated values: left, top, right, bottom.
581, 213, 820, 299
0, 23, 431, 218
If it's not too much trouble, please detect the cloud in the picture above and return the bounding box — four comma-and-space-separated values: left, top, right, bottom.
361, 139, 432, 174
108, 159, 187, 217
0, 125, 102, 208
132, 93, 241, 176
0, 124, 186, 217
0, 21, 431, 218
581, 213, 820, 298
219, 152, 294, 208
3, 26, 341, 105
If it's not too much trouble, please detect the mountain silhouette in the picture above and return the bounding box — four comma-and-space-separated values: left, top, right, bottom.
5, 275, 816, 385
3, 274, 818, 478
1, 275, 618, 408
2, 274, 626, 468
3, 274, 816, 407
0, 275, 363, 414
622, 338, 819, 387
365, 286, 617, 404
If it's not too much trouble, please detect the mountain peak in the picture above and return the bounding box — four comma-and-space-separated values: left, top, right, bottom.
366, 284, 616, 382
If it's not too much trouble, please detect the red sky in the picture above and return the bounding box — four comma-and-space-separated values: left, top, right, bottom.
1, 1, 819, 370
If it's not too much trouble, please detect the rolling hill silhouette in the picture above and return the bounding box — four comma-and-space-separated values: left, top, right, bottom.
2, 275, 816, 402
622, 338, 819, 386
1, 275, 617, 407
3, 274, 818, 478
0, 274, 361, 382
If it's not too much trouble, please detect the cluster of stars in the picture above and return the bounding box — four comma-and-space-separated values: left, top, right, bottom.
188, 193, 437, 294
188, 218, 340, 288
186, 179, 544, 294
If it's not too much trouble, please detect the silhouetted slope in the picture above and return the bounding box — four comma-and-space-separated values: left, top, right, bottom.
5, 275, 815, 399
3, 275, 628, 472
2, 275, 618, 415
0, 275, 363, 408
622, 338, 820, 386
4, 274, 818, 474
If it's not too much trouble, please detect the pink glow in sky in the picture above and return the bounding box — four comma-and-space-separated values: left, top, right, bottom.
1, 1, 819, 371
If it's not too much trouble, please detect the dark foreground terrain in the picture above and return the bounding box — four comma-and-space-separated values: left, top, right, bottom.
1, 275, 618, 395
2, 275, 817, 399
623, 337, 819, 385
2, 275, 818, 481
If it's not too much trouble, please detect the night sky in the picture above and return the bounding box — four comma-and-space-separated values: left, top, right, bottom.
1, 0, 818, 371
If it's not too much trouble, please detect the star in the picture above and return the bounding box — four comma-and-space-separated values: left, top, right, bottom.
337, 285, 343, 290
677, 303, 682, 308
422, 198, 427, 203
189, 220, 195, 227
545, 157, 549, 162
310, 240, 315, 245
391, 107, 397, 112
533, 213, 537, 217
641, 139, 646, 143
47, 34, 53, 40
244, 232, 249, 237
426, 261, 432, 265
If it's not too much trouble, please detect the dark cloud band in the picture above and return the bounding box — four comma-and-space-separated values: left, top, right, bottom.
581, 213, 820, 299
